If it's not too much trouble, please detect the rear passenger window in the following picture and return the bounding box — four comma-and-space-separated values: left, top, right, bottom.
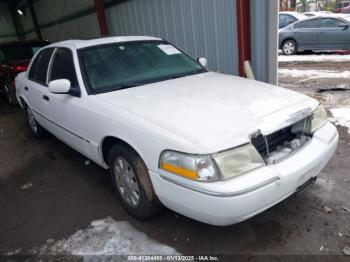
295, 19, 320, 29
50, 48, 78, 88
320, 18, 348, 28
28, 48, 54, 84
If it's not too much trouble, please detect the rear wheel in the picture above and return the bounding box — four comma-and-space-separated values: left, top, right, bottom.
282, 39, 297, 55
26, 106, 46, 138
4, 83, 16, 105
109, 144, 162, 219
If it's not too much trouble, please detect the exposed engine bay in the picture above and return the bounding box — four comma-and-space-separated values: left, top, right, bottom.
251, 117, 312, 164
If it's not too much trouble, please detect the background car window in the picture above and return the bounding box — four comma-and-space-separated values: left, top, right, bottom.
35, 48, 54, 84
50, 48, 78, 88
320, 18, 348, 28
295, 19, 320, 29
280, 14, 296, 28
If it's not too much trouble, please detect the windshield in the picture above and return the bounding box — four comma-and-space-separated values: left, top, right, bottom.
78, 40, 206, 94
0, 45, 46, 62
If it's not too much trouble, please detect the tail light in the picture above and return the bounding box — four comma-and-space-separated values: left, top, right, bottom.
10, 65, 28, 73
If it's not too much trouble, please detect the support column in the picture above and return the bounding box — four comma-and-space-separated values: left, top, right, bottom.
27, 0, 42, 39
236, 0, 251, 77
95, 0, 109, 36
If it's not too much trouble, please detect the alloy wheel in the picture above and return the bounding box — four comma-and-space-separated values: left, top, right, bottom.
113, 157, 141, 207
283, 41, 296, 55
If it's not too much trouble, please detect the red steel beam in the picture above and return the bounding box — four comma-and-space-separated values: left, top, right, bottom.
95, 0, 109, 36
236, 0, 251, 77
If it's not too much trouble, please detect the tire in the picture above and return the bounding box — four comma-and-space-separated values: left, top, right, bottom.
26, 106, 47, 138
4, 83, 17, 105
109, 144, 162, 219
282, 39, 297, 55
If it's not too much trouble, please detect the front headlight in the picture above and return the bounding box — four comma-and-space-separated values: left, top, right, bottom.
159, 151, 219, 181
213, 144, 264, 180
311, 104, 327, 133
160, 144, 265, 182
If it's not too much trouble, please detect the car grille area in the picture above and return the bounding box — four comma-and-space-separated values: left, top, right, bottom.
251, 118, 312, 164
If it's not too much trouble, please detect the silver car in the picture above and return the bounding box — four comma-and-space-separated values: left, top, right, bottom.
279, 16, 350, 55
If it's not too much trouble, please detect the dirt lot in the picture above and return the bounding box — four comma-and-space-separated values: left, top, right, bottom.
1, 55, 350, 260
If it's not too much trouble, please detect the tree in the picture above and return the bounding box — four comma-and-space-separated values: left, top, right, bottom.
298, 0, 308, 12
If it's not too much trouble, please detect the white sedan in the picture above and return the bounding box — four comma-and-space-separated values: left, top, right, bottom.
15, 36, 338, 226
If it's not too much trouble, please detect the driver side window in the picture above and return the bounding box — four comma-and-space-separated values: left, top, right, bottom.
50, 48, 80, 96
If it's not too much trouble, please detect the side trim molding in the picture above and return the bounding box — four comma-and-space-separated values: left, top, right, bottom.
32, 109, 90, 143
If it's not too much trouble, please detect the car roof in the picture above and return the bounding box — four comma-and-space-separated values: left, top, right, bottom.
280, 11, 308, 19
45, 36, 163, 50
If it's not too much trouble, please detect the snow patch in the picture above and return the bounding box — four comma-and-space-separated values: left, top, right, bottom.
329, 107, 350, 134
38, 217, 180, 256
279, 54, 350, 62
279, 69, 350, 81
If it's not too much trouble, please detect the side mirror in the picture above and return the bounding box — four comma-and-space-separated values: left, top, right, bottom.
197, 57, 207, 67
48, 79, 71, 94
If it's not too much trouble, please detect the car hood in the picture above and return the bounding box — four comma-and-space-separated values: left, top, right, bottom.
96, 72, 318, 152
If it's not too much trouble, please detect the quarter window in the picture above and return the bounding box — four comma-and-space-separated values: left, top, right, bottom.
295, 19, 320, 29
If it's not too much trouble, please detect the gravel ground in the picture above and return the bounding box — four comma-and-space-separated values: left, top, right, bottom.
0, 56, 350, 260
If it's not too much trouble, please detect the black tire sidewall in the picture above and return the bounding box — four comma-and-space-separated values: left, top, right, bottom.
109, 144, 162, 219
26, 107, 46, 138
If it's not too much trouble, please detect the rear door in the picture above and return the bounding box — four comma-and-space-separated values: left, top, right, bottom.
26, 48, 54, 130
293, 19, 321, 50
319, 18, 350, 49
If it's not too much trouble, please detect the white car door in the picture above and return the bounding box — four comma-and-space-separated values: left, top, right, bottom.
26, 48, 55, 130
45, 47, 88, 154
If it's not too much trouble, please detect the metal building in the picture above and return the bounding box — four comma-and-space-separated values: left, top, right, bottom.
0, 0, 278, 84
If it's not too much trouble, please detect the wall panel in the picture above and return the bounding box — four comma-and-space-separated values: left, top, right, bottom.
106, 0, 239, 75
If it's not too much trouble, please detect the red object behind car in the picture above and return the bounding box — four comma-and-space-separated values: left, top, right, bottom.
341, 5, 350, 13
0, 40, 50, 105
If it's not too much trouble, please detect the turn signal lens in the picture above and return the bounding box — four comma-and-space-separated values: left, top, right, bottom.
160, 151, 219, 181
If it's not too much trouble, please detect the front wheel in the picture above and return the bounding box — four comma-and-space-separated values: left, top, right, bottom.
282, 39, 297, 55
109, 144, 163, 219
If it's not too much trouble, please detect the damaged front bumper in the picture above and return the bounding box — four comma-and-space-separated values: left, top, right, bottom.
151, 122, 338, 226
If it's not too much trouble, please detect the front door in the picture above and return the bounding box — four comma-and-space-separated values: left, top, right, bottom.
45, 48, 87, 154
319, 18, 350, 50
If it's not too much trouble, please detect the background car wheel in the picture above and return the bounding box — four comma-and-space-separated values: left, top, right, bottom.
282, 39, 297, 55
4, 83, 17, 105
109, 144, 163, 219
26, 106, 47, 138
